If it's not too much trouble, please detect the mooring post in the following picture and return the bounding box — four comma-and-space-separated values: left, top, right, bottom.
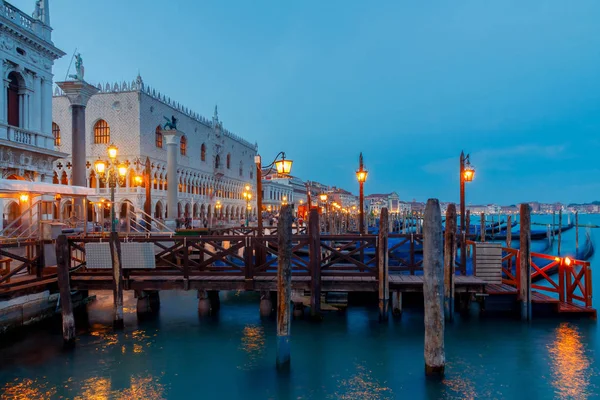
378, 208, 390, 321
480, 212, 485, 242
277, 205, 293, 370
444, 204, 456, 322
557, 209, 562, 256
575, 211, 579, 253
109, 231, 124, 329
423, 199, 445, 376
309, 208, 322, 319
56, 234, 75, 345
519, 204, 532, 321
552, 211, 556, 239
392, 291, 402, 317
506, 215, 512, 247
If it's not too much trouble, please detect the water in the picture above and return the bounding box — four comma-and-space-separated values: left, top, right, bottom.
1, 215, 599, 399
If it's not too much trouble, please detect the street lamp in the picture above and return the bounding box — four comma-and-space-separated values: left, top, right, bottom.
243, 184, 252, 227
215, 200, 222, 222
282, 195, 288, 206
356, 152, 368, 234
254, 152, 293, 234
94, 143, 127, 232
459, 151, 475, 273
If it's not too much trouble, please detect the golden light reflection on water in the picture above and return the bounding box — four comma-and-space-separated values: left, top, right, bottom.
548, 323, 592, 399
73, 374, 166, 400
331, 364, 393, 400
2, 378, 57, 400
239, 324, 265, 369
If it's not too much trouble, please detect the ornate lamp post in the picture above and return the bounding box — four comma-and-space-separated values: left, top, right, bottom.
459, 151, 475, 272
254, 152, 293, 234
94, 143, 127, 232
243, 184, 252, 227
356, 153, 368, 234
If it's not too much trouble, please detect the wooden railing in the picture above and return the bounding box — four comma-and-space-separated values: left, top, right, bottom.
388, 234, 423, 274
468, 239, 593, 309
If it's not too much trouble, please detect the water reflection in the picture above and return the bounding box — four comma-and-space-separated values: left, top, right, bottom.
331, 363, 393, 399
2, 378, 57, 399
548, 323, 592, 399
74, 374, 166, 399
239, 324, 265, 369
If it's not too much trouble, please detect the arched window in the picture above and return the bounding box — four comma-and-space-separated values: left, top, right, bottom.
201, 143, 206, 162
52, 122, 61, 146
93, 119, 110, 144
7, 72, 24, 127
155, 125, 163, 148
239, 161, 243, 177
226, 153, 231, 169
215, 154, 220, 169
180, 136, 187, 156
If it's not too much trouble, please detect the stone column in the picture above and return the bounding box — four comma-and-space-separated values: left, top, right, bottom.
163, 129, 181, 229
56, 80, 99, 220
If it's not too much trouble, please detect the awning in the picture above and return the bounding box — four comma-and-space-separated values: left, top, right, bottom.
0, 178, 95, 197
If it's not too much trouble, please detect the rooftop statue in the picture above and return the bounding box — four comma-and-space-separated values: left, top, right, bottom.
163, 115, 178, 130
68, 53, 84, 81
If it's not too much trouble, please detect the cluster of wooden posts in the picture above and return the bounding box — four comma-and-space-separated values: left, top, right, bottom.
54, 200, 542, 376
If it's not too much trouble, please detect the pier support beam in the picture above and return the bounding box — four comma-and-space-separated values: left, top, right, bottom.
309, 208, 322, 319
259, 290, 273, 317
378, 207, 389, 321
56, 234, 75, 346
423, 199, 445, 376
276, 205, 293, 370
444, 204, 456, 322
392, 291, 402, 317
208, 290, 220, 314
197, 290, 211, 316
136, 290, 160, 314
110, 231, 124, 329
519, 204, 532, 321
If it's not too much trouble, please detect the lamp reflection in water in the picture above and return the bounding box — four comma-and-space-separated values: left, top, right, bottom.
74, 375, 166, 400
240, 324, 265, 370
548, 323, 591, 399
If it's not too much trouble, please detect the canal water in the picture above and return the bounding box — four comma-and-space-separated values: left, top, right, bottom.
1, 214, 599, 399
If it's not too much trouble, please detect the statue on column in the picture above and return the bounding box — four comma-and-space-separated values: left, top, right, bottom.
163, 115, 178, 130
68, 53, 84, 81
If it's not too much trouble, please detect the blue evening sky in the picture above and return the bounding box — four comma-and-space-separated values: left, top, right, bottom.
17, 0, 600, 204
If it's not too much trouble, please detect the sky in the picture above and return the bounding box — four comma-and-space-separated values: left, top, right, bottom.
15, 0, 600, 204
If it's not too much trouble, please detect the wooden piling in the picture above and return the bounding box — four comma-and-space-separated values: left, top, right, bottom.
423, 199, 445, 376
378, 208, 389, 321
309, 208, 322, 319
480, 212, 485, 242
109, 231, 124, 329
552, 211, 556, 239
277, 205, 293, 369
519, 204, 531, 321
392, 291, 402, 317
444, 204, 456, 322
557, 209, 562, 255
56, 234, 75, 345
576, 211, 579, 253
506, 215, 512, 247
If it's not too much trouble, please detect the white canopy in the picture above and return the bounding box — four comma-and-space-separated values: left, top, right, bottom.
0, 178, 95, 197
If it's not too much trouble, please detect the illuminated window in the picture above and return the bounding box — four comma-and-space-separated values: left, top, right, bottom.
155, 126, 163, 148
52, 122, 60, 146
180, 136, 187, 156
93, 119, 110, 144
201, 143, 206, 162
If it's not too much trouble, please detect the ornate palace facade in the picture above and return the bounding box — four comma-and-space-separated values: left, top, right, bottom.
52, 76, 258, 223
0, 0, 65, 224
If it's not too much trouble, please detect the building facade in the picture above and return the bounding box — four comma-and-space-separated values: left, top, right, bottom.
52, 76, 258, 224
0, 1, 65, 226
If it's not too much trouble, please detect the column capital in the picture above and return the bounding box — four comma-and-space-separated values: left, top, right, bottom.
55, 80, 99, 107
162, 129, 183, 145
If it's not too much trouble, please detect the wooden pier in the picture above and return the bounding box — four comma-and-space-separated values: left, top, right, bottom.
0, 218, 595, 319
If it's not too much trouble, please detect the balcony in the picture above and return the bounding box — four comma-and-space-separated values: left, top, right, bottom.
2, 124, 54, 150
